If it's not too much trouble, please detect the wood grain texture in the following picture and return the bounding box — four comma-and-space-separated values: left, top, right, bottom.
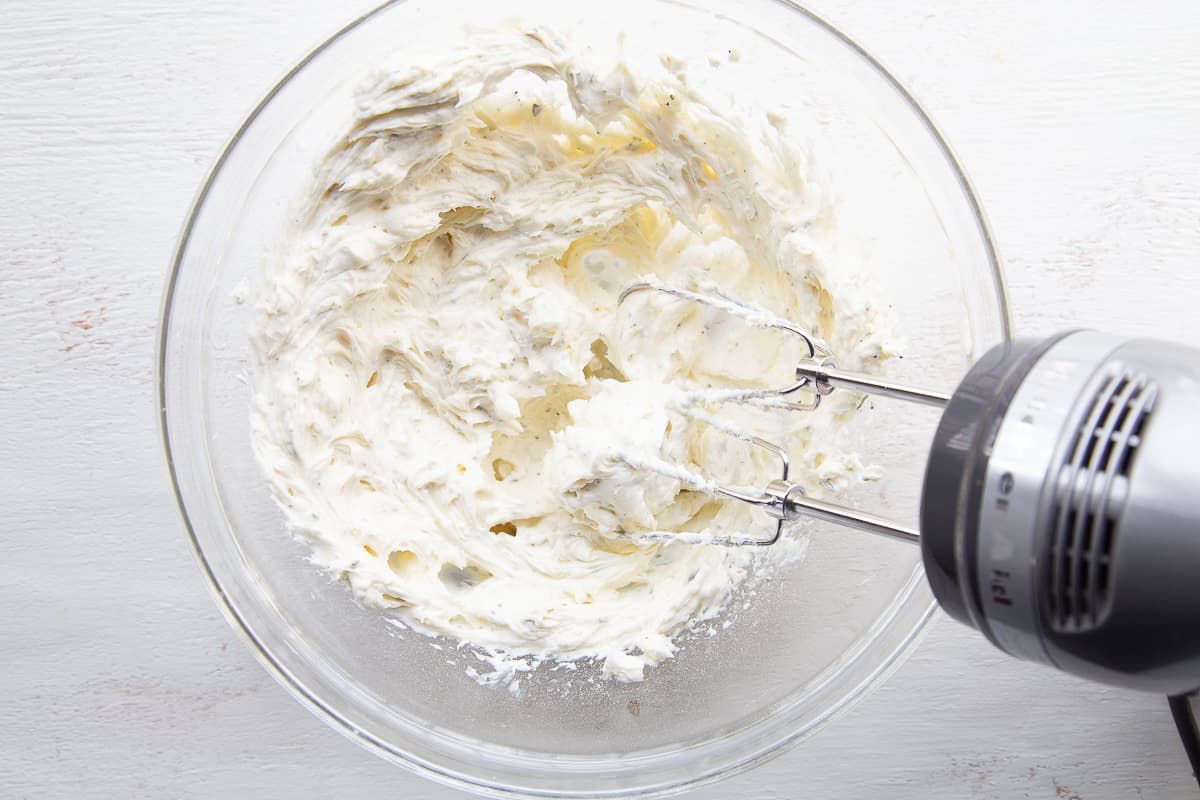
1, 1, 1197, 797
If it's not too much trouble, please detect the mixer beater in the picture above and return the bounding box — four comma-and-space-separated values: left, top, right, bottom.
618, 280, 949, 547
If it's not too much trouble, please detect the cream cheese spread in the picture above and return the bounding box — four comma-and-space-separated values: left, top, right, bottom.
250, 28, 893, 682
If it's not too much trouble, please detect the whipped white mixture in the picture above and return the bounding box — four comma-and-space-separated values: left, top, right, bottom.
251, 29, 894, 682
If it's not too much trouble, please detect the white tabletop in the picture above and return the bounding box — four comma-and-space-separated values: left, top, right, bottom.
3, 1, 1198, 797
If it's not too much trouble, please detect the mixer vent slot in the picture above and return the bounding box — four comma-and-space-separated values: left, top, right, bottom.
1047, 368, 1157, 633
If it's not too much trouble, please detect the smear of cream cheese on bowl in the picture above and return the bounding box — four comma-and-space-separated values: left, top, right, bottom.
250, 26, 895, 685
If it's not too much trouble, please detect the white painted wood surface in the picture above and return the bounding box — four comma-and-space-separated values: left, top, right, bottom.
2, 1, 1198, 797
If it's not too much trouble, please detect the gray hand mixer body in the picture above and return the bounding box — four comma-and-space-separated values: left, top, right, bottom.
619, 284, 1200, 695
919, 330, 1200, 696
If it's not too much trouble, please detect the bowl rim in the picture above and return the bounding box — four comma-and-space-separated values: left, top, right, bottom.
157, 0, 1011, 796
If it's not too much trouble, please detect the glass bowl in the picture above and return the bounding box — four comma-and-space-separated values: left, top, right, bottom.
158, 0, 1009, 796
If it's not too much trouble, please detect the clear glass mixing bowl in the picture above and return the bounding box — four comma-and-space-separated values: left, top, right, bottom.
159, 0, 1009, 796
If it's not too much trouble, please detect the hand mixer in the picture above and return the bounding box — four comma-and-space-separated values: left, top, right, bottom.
618, 281, 1200, 705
